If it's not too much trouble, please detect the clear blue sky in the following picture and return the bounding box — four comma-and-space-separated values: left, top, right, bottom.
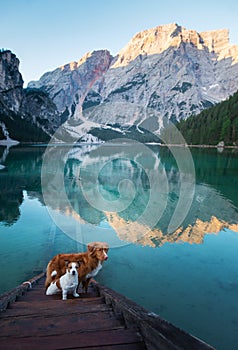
1, 0, 238, 86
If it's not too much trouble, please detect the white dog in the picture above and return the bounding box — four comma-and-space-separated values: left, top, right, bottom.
46, 262, 80, 300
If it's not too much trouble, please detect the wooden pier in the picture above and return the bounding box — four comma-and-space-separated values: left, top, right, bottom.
0, 273, 216, 350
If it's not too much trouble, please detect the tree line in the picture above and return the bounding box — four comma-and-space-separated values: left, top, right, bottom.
162, 90, 238, 146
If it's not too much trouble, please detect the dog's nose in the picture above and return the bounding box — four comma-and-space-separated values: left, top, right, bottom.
104, 255, 108, 260
72, 270, 76, 275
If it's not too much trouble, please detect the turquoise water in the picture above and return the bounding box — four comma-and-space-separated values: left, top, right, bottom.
0, 144, 238, 350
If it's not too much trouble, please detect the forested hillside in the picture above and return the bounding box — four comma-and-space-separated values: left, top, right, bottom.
0, 111, 50, 143
174, 91, 238, 146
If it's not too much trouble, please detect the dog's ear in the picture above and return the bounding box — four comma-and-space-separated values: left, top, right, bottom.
104, 243, 109, 252
64, 260, 69, 266
87, 242, 96, 254
77, 260, 82, 267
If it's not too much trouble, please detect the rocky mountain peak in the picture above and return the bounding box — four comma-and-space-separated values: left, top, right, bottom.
0, 50, 61, 142
28, 49, 113, 116
59, 50, 109, 72
200, 29, 238, 63
0, 50, 24, 113
112, 23, 238, 68
0, 50, 23, 90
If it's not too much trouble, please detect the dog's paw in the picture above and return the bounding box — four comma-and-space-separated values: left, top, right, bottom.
73, 293, 80, 298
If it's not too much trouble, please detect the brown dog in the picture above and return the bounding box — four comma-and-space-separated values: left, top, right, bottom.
45, 242, 109, 292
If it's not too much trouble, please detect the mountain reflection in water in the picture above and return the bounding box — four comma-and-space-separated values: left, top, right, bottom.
62, 144, 238, 245
0, 144, 238, 246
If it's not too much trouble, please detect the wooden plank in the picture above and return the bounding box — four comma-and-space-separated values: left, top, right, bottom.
29, 286, 97, 296
30, 277, 98, 294
15, 288, 99, 301
30, 278, 96, 293
0, 329, 145, 350
81, 344, 146, 350
0, 302, 111, 318
10, 295, 104, 307
0, 310, 124, 338
5, 296, 104, 307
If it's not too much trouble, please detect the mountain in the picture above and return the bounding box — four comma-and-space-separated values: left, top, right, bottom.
27, 23, 238, 142
0, 50, 59, 143
0, 50, 23, 114
92, 23, 238, 119
28, 50, 113, 118
1, 23, 238, 143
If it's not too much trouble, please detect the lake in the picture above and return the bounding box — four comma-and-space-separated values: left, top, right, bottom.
0, 143, 238, 350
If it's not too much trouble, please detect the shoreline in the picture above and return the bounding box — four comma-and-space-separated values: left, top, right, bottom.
0, 140, 238, 149
158, 143, 238, 149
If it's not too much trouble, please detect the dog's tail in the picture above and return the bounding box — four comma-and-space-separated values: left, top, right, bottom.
45, 269, 58, 289
49, 270, 58, 283
51, 270, 57, 278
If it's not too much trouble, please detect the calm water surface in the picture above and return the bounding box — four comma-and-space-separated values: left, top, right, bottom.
0, 144, 238, 350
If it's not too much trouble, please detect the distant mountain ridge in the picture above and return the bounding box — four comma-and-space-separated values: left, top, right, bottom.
1, 23, 238, 143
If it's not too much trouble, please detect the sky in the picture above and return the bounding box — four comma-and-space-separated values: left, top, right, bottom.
1, 0, 238, 86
